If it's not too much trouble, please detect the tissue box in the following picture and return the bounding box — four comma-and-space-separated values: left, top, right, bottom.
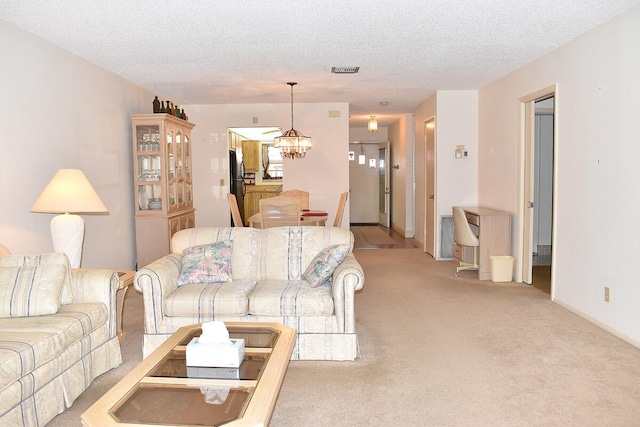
185, 337, 245, 368
187, 365, 242, 379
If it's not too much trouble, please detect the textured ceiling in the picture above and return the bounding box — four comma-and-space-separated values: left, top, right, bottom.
1, 1, 639, 127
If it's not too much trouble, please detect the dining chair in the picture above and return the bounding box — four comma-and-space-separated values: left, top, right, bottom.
280, 189, 309, 210
333, 191, 349, 227
227, 193, 244, 227
259, 196, 301, 228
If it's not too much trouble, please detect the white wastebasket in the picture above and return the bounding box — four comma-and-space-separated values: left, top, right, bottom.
489, 256, 514, 282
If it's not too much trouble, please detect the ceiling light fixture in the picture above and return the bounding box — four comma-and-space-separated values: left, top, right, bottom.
368, 116, 378, 132
274, 82, 312, 159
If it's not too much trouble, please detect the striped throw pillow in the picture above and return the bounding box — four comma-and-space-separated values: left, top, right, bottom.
0, 265, 66, 318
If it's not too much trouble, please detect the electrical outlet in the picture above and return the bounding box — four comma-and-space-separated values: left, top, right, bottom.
604, 287, 610, 303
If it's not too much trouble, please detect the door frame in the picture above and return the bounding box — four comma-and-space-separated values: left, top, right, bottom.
378, 141, 391, 227
518, 84, 557, 297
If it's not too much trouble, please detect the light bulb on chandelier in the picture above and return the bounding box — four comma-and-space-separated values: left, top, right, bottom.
274, 82, 312, 159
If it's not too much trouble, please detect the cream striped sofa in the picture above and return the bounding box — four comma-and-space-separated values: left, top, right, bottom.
0, 253, 122, 427
135, 226, 365, 361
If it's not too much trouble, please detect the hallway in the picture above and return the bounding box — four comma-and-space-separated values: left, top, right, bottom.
351, 225, 416, 249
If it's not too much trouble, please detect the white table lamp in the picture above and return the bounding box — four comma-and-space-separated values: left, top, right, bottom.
31, 169, 108, 268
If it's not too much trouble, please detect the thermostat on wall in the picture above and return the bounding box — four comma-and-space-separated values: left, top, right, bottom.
455, 145, 468, 158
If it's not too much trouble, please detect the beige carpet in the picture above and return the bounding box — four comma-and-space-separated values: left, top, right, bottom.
358, 226, 398, 246
49, 248, 640, 426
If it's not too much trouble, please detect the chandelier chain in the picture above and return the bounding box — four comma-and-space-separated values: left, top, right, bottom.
288, 82, 296, 130
274, 81, 311, 159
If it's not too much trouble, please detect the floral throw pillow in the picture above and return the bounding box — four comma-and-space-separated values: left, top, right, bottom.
177, 241, 233, 287
302, 244, 350, 288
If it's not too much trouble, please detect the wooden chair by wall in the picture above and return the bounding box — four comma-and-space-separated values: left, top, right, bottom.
333, 191, 349, 227
280, 189, 309, 210
259, 196, 301, 228
227, 193, 244, 227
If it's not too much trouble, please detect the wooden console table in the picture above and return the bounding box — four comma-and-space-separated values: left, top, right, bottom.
454, 207, 511, 280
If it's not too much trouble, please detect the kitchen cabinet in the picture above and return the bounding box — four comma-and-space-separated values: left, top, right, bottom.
241, 140, 260, 171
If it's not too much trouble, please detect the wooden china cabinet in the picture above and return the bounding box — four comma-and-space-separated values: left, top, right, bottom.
131, 114, 196, 268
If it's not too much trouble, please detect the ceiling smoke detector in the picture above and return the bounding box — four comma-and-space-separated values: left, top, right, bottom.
331, 66, 360, 74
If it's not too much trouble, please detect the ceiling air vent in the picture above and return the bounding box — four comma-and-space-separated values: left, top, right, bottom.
331, 66, 360, 74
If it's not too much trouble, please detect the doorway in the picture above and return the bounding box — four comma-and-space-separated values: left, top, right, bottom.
520, 87, 556, 296
424, 118, 436, 256
348, 142, 391, 225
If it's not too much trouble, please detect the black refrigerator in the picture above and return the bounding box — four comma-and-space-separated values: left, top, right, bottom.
229, 149, 245, 224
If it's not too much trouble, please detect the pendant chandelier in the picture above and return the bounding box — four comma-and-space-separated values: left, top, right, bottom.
274, 82, 312, 159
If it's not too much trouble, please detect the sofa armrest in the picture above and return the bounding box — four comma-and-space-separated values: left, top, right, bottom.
331, 253, 365, 334
134, 253, 182, 334
70, 268, 119, 339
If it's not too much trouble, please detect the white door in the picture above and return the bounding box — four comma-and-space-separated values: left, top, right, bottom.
425, 118, 436, 256
378, 142, 391, 227
522, 101, 535, 284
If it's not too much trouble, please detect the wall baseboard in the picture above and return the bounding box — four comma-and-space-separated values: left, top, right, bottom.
553, 298, 640, 350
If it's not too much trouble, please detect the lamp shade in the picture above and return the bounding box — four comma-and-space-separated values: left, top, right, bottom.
31, 169, 108, 214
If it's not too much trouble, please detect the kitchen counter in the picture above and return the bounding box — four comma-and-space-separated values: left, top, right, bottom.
245, 185, 282, 193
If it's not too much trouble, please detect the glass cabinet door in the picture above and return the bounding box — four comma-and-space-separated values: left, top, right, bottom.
176, 131, 184, 208
135, 125, 162, 212
132, 115, 194, 216
184, 134, 192, 204
167, 129, 177, 210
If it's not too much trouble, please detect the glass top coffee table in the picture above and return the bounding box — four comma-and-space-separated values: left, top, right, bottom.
82, 322, 295, 427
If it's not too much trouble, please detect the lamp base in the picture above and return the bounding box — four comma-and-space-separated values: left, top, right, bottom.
50, 213, 85, 268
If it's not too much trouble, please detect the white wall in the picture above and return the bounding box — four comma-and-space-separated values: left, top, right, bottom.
349, 127, 388, 144
478, 6, 640, 344
186, 103, 350, 228
0, 21, 152, 270
415, 91, 478, 256
534, 112, 554, 250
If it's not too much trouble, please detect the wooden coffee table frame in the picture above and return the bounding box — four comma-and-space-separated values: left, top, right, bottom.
82, 322, 296, 427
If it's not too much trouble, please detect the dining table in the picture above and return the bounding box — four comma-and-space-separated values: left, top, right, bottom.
248, 209, 328, 228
